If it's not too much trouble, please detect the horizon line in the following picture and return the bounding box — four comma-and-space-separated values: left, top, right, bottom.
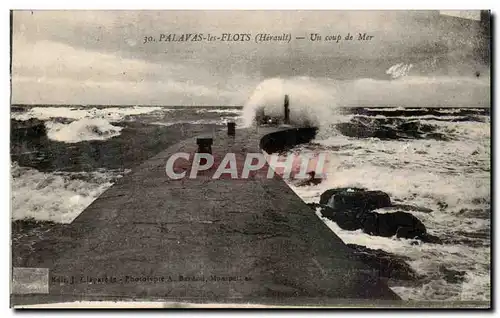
10, 104, 491, 109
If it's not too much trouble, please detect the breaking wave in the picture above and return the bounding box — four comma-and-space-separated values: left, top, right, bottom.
11, 106, 171, 143
242, 76, 489, 128
45, 118, 123, 143
11, 162, 126, 223
12, 106, 165, 122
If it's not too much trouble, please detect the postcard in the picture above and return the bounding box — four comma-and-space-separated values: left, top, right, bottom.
10, 10, 491, 309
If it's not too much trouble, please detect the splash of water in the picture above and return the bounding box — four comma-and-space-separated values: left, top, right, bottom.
241, 75, 489, 129
241, 77, 342, 128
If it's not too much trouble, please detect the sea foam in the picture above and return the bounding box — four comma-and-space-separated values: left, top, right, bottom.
45, 118, 123, 143
11, 162, 125, 223
12, 106, 167, 143
12, 106, 165, 121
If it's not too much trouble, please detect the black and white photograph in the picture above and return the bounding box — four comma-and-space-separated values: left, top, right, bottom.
9, 10, 491, 308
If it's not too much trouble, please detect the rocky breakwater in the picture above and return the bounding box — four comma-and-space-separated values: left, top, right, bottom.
307, 188, 447, 286
310, 187, 441, 243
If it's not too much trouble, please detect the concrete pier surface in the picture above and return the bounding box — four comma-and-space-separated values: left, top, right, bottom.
11, 126, 400, 307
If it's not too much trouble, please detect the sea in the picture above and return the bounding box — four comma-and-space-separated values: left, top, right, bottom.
10, 99, 490, 302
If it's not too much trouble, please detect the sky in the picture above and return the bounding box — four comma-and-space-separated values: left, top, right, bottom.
11, 10, 490, 106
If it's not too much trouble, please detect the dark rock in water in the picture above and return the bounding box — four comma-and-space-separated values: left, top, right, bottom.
321, 206, 364, 231
315, 204, 441, 243
347, 244, 421, 281
361, 211, 427, 239
439, 265, 467, 284
336, 190, 391, 211
361, 212, 442, 243
316, 188, 441, 243
319, 187, 365, 205
319, 187, 391, 211
11, 119, 47, 139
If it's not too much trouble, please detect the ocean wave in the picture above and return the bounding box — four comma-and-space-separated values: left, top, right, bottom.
242, 76, 489, 127
195, 108, 243, 115
313, 208, 490, 301
348, 114, 488, 122
45, 118, 123, 143
364, 107, 413, 112
427, 120, 491, 142
435, 109, 469, 114
317, 115, 490, 142
350, 108, 489, 119
289, 147, 490, 210
12, 106, 165, 122
11, 162, 126, 223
